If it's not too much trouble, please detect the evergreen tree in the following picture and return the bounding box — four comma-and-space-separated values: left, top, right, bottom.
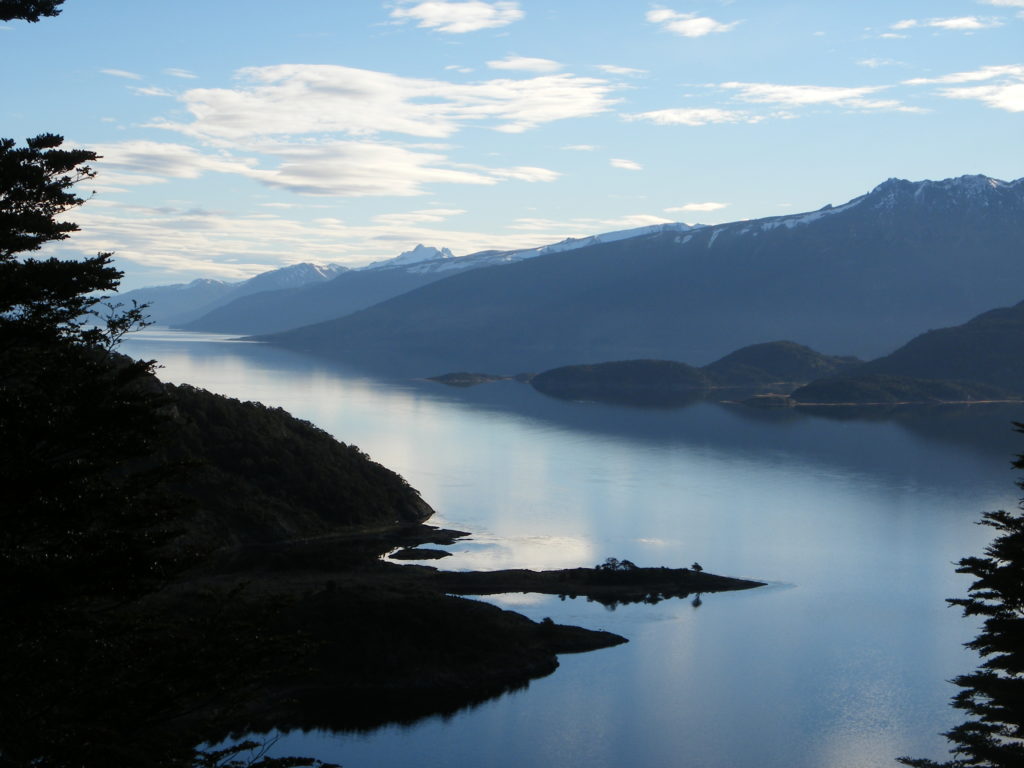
900, 427, 1024, 767
0, 134, 174, 609
0, 0, 64, 22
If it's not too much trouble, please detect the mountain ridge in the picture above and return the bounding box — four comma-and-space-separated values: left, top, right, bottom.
118, 262, 349, 326
256, 174, 1024, 376
180, 222, 704, 335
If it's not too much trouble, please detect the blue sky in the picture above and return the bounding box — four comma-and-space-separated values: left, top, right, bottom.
3, 0, 1022, 288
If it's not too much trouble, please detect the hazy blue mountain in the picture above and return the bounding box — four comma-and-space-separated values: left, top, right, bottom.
114, 278, 237, 326
117, 262, 348, 326
257, 175, 1024, 376
789, 298, 1024, 402
855, 298, 1024, 391
183, 225, 699, 335
703, 341, 861, 386
181, 245, 458, 334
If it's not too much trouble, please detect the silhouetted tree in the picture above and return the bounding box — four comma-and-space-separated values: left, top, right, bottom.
0, 0, 64, 22
899, 426, 1024, 767
691, 562, 703, 572
0, 134, 175, 611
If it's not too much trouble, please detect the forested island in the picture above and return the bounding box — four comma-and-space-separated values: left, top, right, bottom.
519, 313, 1024, 409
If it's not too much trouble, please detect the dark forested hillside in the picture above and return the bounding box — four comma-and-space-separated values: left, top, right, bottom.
163, 383, 434, 551
854, 299, 1024, 391
703, 341, 861, 386
789, 299, 1024, 403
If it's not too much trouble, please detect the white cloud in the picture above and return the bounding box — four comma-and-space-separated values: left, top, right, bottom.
91, 140, 260, 180
890, 16, 1002, 31
507, 217, 567, 231
599, 213, 673, 227
903, 64, 1024, 85
715, 81, 924, 112
510, 213, 672, 231
248, 141, 505, 196
596, 64, 647, 76
980, 0, 1024, 5
930, 16, 1002, 29
390, 1, 523, 33
646, 8, 739, 37
487, 56, 561, 73
371, 208, 466, 226
131, 86, 174, 97
720, 81, 888, 106
91, 138, 558, 197
488, 166, 561, 182
101, 68, 142, 80
665, 202, 729, 212
164, 68, 197, 79
941, 82, 1024, 111
626, 80, 925, 127
904, 65, 1024, 112
610, 158, 643, 170
858, 58, 901, 68
562, 144, 596, 150
151, 64, 618, 140
62, 199, 587, 281
623, 107, 757, 125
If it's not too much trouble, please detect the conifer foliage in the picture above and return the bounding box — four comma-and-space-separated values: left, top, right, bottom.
0, 134, 170, 610
900, 429, 1024, 767
0, 0, 64, 22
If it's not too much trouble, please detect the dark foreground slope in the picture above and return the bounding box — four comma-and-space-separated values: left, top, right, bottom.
3, 378, 763, 767
258, 176, 1024, 375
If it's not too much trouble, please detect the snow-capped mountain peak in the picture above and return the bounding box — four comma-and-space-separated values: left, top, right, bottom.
363, 244, 455, 271
865, 174, 1024, 210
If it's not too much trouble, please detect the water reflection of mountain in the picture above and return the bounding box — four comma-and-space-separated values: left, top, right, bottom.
401, 377, 1024, 492
121, 333, 1024, 495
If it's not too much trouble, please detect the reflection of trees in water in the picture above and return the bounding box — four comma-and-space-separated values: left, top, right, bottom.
574, 590, 710, 610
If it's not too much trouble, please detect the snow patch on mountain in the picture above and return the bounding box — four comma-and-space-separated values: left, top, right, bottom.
726, 174, 1024, 239
363, 244, 455, 271
508, 222, 702, 261
245, 262, 349, 290
868, 174, 1024, 210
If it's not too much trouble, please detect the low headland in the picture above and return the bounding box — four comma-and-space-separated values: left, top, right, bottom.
6, 379, 762, 766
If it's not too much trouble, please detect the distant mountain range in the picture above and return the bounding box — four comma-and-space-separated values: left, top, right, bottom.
124, 174, 1024, 381
180, 225, 699, 335
256, 174, 1024, 375
118, 262, 349, 326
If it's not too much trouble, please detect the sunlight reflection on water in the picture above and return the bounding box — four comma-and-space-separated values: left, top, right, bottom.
122, 329, 1024, 768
